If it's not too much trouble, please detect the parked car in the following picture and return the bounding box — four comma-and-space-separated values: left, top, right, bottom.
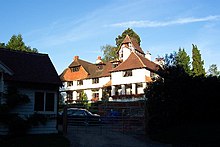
58, 108, 101, 125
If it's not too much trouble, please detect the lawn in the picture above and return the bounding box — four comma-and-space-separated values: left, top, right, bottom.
0, 134, 70, 147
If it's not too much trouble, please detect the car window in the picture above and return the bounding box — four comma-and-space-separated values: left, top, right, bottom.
72, 110, 85, 116
67, 109, 76, 115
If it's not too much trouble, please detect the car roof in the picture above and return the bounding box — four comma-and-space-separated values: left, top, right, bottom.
67, 108, 87, 111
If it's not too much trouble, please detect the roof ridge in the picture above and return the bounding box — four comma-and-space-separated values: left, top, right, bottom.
134, 52, 146, 67
0, 48, 46, 56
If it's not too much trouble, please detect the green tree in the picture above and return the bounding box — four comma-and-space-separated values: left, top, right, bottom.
115, 28, 141, 48
101, 44, 118, 62
0, 42, 6, 48
175, 48, 191, 75
101, 88, 109, 102
207, 64, 220, 77
191, 44, 205, 76
6, 34, 38, 53
80, 91, 90, 109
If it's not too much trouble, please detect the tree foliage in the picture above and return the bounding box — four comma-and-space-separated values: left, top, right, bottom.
145, 65, 220, 138
101, 44, 118, 62
207, 64, 220, 77
2, 34, 38, 53
191, 44, 205, 76
175, 48, 191, 75
145, 46, 219, 141
0, 42, 6, 48
115, 28, 141, 48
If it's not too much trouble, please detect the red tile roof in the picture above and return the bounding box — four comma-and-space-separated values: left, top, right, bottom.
60, 57, 113, 81
0, 48, 61, 85
120, 35, 145, 55
111, 52, 161, 73
68, 56, 93, 74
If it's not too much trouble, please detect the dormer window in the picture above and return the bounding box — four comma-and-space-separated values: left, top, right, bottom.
71, 66, 80, 72
97, 64, 103, 70
123, 70, 132, 77
112, 63, 118, 68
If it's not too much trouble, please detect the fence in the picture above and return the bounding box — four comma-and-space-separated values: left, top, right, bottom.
60, 100, 147, 135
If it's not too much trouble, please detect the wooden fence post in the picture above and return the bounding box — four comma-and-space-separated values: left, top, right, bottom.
63, 106, 67, 135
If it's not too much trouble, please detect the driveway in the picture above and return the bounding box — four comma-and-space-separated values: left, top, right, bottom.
62, 125, 171, 147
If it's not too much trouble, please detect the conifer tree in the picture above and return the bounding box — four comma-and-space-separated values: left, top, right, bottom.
6, 34, 38, 53
175, 48, 191, 75
191, 44, 205, 76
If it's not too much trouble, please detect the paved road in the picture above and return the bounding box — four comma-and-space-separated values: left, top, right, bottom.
62, 125, 171, 147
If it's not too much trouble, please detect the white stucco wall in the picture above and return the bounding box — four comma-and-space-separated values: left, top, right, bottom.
62, 76, 110, 91
111, 68, 149, 85
119, 47, 131, 61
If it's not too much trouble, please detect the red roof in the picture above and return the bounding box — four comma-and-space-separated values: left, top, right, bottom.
120, 35, 145, 55
111, 52, 161, 73
0, 48, 61, 85
60, 56, 113, 81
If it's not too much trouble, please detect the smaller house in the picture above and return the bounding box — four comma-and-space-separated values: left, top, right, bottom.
0, 48, 61, 134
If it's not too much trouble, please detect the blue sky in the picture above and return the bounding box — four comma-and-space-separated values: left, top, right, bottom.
1, 0, 220, 74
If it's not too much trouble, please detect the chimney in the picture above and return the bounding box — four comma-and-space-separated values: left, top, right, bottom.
74, 56, 79, 60
145, 51, 151, 61
96, 56, 102, 64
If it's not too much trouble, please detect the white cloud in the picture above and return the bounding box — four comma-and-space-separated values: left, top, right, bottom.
108, 15, 220, 28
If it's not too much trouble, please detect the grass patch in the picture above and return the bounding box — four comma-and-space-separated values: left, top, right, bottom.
0, 134, 70, 147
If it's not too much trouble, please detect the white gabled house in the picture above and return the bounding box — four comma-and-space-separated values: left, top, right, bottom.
0, 48, 61, 135
60, 35, 162, 103
60, 56, 112, 103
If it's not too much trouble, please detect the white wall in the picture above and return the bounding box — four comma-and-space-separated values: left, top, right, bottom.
62, 76, 110, 91
112, 68, 149, 85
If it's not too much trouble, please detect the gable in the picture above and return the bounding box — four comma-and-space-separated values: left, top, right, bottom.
118, 35, 145, 55
60, 66, 89, 81
0, 48, 61, 85
0, 60, 13, 75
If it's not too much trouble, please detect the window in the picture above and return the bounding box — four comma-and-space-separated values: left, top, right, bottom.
71, 66, 80, 72
92, 78, 99, 84
34, 92, 55, 112
123, 70, 132, 77
67, 91, 73, 99
112, 63, 118, 68
93, 92, 99, 98
137, 83, 143, 88
77, 80, 83, 85
97, 64, 103, 70
67, 81, 73, 86
45, 93, 55, 111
